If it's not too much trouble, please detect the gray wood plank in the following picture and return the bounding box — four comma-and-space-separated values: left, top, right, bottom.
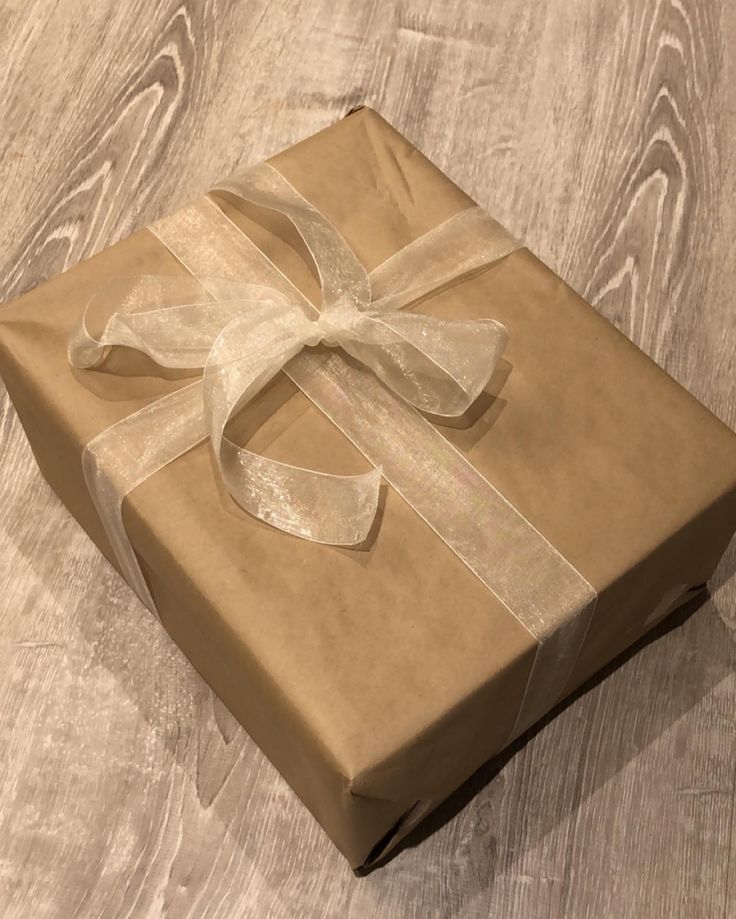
0, 1, 734, 917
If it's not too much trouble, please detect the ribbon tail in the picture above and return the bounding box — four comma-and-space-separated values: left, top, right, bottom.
204, 309, 382, 546
82, 381, 209, 610
217, 439, 382, 545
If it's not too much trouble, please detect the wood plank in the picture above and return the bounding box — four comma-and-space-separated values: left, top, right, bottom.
0, 1, 734, 916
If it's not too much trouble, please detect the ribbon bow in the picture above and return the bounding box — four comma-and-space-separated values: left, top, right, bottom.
68, 164, 518, 607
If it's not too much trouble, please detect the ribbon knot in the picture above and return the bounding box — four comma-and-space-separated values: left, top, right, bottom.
302, 302, 358, 348
68, 162, 520, 608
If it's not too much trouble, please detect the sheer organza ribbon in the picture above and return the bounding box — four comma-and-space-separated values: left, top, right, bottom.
68, 163, 597, 738
68, 164, 516, 604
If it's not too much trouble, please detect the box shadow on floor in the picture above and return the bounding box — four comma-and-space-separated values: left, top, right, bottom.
360, 573, 733, 882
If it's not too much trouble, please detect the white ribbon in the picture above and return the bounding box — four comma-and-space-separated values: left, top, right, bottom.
69, 164, 518, 608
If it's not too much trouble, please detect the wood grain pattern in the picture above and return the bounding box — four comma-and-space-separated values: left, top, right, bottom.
1, 1, 734, 916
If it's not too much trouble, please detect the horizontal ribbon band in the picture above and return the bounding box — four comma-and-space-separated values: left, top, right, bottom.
69, 163, 597, 737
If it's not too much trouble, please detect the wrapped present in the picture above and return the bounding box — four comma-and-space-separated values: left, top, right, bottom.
1, 107, 735, 870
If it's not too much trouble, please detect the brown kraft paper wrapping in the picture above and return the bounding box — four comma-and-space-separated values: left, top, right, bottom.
1, 108, 735, 869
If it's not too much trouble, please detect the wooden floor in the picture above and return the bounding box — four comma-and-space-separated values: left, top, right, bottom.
1, 2, 735, 917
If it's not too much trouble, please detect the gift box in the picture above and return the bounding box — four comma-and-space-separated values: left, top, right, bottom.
1, 107, 735, 870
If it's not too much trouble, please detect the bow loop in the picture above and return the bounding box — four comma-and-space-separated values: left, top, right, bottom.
305, 301, 363, 348
215, 163, 373, 315
334, 309, 508, 417
68, 275, 295, 371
